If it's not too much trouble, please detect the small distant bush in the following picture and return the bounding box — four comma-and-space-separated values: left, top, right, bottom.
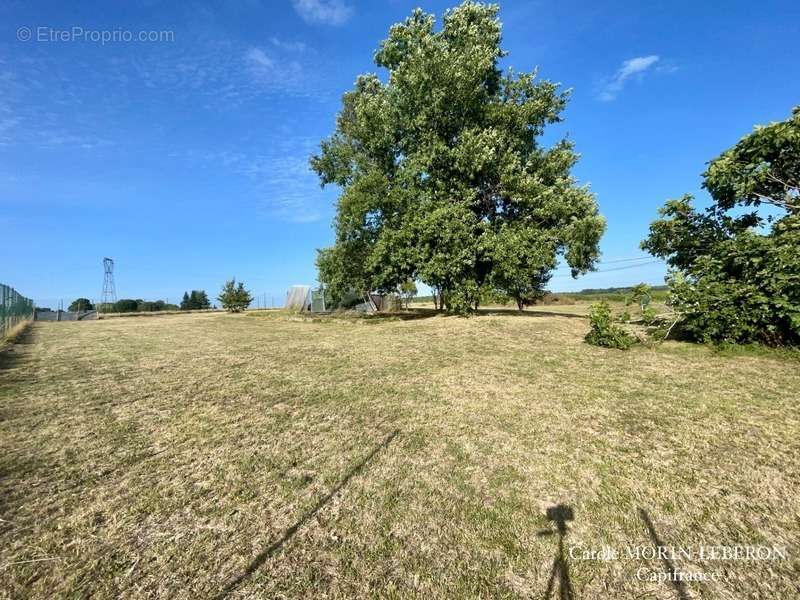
625, 282, 653, 315
585, 301, 635, 349
218, 279, 253, 313
398, 279, 417, 309
68, 298, 94, 312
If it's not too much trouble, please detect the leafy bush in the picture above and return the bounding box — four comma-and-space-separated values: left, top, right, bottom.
626, 283, 652, 311
585, 302, 635, 349
68, 298, 94, 312
446, 281, 481, 315
641, 306, 659, 326
666, 220, 800, 344
218, 279, 253, 313
113, 299, 139, 313
398, 279, 417, 309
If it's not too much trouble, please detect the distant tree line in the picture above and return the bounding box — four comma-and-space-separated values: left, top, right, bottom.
100, 299, 180, 313
180, 290, 211, 310
69, 283, 256, 315
572, 285, 668, 296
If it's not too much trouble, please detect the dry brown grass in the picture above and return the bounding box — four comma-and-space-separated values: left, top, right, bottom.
1, 311, 799, 598
1, 320, 31, 348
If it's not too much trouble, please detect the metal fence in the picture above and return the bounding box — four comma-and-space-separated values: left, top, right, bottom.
1, 283, 35, 339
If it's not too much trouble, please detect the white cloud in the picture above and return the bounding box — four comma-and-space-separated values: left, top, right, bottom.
242, 47, 310, 97
121, 39, 328, 106
292, 0, 353, 26
598, 55, 660, 101
270, 37, 308, 53
245, 47, 275, 70
180, 137, 330, 223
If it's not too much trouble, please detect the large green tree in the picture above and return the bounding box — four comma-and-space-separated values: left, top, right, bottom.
311, 1, 604, 312
703, 106, 799, 214
642, 107, 800, 345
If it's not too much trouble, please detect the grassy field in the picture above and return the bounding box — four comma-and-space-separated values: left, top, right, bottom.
1, 310, 799, 598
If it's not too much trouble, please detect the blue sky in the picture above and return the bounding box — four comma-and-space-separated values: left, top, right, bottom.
2, 0, 798, 307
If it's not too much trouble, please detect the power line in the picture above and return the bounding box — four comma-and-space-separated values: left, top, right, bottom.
596, 260, 663, 273
550, 256, 658, 272
550, 259, 663, 279
597, 255, 655, 264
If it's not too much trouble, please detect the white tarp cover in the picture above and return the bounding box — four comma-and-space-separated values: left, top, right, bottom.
285, 285, 312, 310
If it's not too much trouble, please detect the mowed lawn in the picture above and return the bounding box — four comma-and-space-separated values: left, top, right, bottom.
1, 311, 799, 599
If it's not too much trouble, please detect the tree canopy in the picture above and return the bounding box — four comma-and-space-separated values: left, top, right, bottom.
642, 107, 800, 345
312, 1, 604, 312
180, 290, 211, 311
218, 279, 253, 313
703, 106, 799, 214
68, 298, 94, 312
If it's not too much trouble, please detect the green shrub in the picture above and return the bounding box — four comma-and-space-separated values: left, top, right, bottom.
641, 306, 658, 326
446, 281, 481, 315
217, 279, 253, 313
665, 219, 800, 345
626, 283, 652, 311
68, 298, 94, 312
585, 302, 635, 349
642, 107, 800, 346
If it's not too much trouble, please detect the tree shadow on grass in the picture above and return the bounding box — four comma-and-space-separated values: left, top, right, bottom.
313, 307, 587, 322
215, 429, 400, 599
477, 308, 588, 320
0, 324, 36, 379
362, 307, 587, 321
289, 308, 445, 324
358, 308, 443, 322
538, 503, 576, 600
638, 508, 691, 600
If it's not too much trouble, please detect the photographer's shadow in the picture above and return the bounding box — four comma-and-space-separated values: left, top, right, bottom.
537, 504, 576, 600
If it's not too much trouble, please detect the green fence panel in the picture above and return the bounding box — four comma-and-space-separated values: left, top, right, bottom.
1, 283, 34, 339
